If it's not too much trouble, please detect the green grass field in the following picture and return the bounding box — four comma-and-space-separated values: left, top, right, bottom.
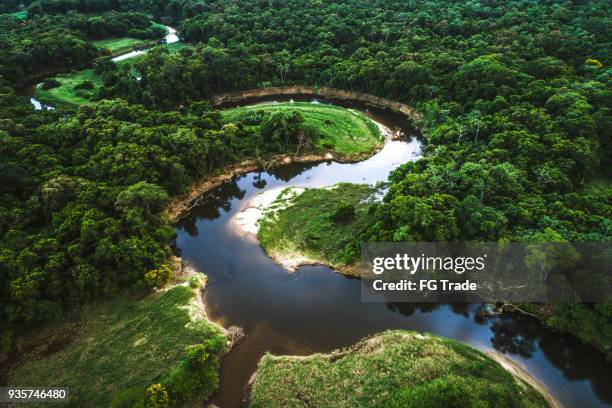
93, 37, 153, 54
151, 22, 169, 31
258, 183, 376, 270
250, 330, 549, 407
222, 102, 383, 157
35, 69, 101, 108
10, 10, 27, 19
9, 276, 225, 407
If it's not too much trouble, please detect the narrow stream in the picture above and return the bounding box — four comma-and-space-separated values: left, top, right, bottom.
175, 97, 612, 408
111, 26, 179, 62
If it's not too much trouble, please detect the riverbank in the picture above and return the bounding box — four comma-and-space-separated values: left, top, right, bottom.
35, 69, 101, 108
93, 37, 157, 55
248, 330, 552, 407
166, 152, 371, 222
486, 351, 561, 408
24, 25, 180, 109
7, 260, 226, 407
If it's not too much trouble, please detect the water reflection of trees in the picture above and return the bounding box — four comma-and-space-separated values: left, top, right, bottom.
252, 172, 267, 189
177, 180, 246, 236
475, 306, 612, 404
267, 162, 319, 182
383, 300, 611, 404
385, 302, 442, 317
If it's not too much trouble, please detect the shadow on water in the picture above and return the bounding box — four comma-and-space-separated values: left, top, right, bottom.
175, 97, 611, 408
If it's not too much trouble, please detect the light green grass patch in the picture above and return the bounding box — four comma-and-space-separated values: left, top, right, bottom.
35, 69, 101, 108
258, 183, 376, 268
151, 22, 169, 31
93, 37, 153, 54
9, 282, 225, 407
10, 10, 27, 20
250, 330, 550, 408
222, 102, 383, 157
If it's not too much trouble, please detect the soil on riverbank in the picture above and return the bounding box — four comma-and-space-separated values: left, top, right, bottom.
214, 86, 423, 124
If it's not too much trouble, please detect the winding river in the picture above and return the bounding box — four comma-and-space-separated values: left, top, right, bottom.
175, 96, 611, 408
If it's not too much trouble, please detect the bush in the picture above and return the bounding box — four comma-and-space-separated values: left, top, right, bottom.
74, 80, 94, 90
163, 339, 223, 402
41, 78, 61, 90
145, 384, 170, 408
144, 263, 172, 288
330, 203, 356, 223
189, 276, 200, 289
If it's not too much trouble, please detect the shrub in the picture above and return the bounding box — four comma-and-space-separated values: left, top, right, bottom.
144, 263, 172, 288
163, 339, 223, 402
330, 203, 356, 223
41, 78, 61, 90
74, 80, 94, 90
189, 276, 200, 289
145, 384, 170, 408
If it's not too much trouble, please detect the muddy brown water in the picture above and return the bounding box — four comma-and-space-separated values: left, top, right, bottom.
175, 97, 611, 408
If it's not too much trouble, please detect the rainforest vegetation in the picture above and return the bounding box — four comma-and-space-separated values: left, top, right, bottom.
0, 0, 610, 405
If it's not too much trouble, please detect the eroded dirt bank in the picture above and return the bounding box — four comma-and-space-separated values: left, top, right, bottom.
165, 151, 377, 222
213, 86, 423, 124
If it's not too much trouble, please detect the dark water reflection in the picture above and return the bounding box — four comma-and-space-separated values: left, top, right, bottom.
175, 99, 611, 408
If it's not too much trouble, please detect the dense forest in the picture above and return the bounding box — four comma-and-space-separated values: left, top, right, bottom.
0, 0, 610, 366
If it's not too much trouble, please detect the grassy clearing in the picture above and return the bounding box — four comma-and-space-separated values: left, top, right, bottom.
9, 275, 225, 407
34, 42, 186, 108
250, 330, 550, 408
35, 69, 101, 108
222, 102, 383, 156
93, 37, 153, 54
258, 183, 375, 270
152, 22, 169, 31
10, 10, 27, 20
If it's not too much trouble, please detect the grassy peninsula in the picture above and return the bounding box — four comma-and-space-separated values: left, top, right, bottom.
249, 330, 550, 407
93, 37, 153, 54
222, 102, 383, 158
258, 183, 375, 272
35, 69, 101, 108
8, 274, 226, 407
